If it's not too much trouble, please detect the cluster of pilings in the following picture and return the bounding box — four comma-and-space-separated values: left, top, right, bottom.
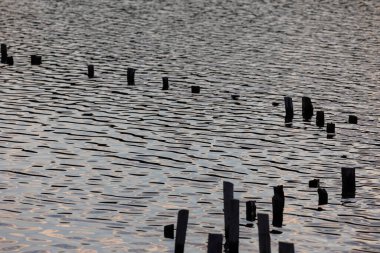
164, 170, 356, 252
283, 96, 358, 138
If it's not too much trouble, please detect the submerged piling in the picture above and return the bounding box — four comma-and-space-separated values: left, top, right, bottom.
258, 213, 271, 253
348, 115, 358, 124
7, 56, 13, 65
174, 209, 189, 253
272, 185, 285, 227
31, 55, 42, 65
318, 188, 328, 205
127, 68, 136, 85
284, 97, 293, 123
302, 97, 313, 121
1, 44, 7, 63
191, 86, 200, 93
342, 168, 355, 198
229, 199, 240, 253
162, 77, 169, 90
246, 200, 256, 222
164, 224, 174, 239
87, 65, 94, 78
223, 181, 234, 249
316, 111, 325, 127
326, 123, 335, 138
279, 242, 295, 253
207, 234, 223, 253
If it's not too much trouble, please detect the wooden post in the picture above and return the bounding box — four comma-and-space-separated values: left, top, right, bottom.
223, 181, 234, 249
127, 68, 136, 86
7, 56, 13, 66
1, 44, 7, 63
258, 213, 271, 253
342, 168, 355, 198
246, 200, 256, 222
207, 234, 223, 253
174, 209, 189, 253
284, 97, 293, 122
326, 123, 335, 138
272, 185, 284, 228
318, 188, 328, 205
302, 97, 313, 121
279, 242, 295, 253
191, 86, 200, 93
31, 55, 42, 65
229, 199, 239, 253
316, 111, 325, 127
164, 224, 174, 239
162, 77, 169, 90
87, 65, 94, 78
348, 115, 358, 124
309, 179, 320, 188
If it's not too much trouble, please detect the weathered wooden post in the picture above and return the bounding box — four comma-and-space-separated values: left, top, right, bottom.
229, 199, 240, 253
223, 181, 234, 249
207, 234, 223, 253
309, 179, 320, 188
348, 115, 358, 124
326, 123, 335, 138
279, 242, 295, 253
284, 97, 293, 126
1, 44, 7, 63
302, 97, 313, 121
164, 224, 174, 239
87, 65, 94, 78
162, 77, 169, 90
272, 185, 284, 227
7, 56, 13, 65
316, 111, 325, 127
342, 168, 355, 198
258, 213, 271, 253
246, 200, 256, 222
191, 86, 200, 93
127, 68, 136, 85
31, 55, 42, 65
318, 188, 328, 205
174, 209, 189, 253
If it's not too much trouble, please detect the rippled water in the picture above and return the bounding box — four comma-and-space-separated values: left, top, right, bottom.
0, 0, 379, 252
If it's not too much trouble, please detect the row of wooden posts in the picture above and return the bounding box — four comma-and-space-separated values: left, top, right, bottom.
1, 43, 359, 129
165, 170, 356, 253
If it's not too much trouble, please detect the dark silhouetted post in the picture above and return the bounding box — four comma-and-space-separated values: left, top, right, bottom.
316, 111, 325, 127
87, 65, 94, 78
231, 95, 240, 100
246, 200, 256, 222
162, 77, 169, 90
191, 86, 200, 93
318, 188, 328, 205
272, 185, 284, 228
127, 68, 136, 86
229, 199, 239, 253
302, 97, 313, 121
348, 115, 358, 124
279, 242, 295, 253
223, 181, 233, 249
326, 123, 335, 138
1, 44, 7, 63
342, 168, 355, 198
175, 209, 189, 253
164, 224, 174, 239
309, 179, 320, 188
207, 234, 223, 253
7, 56, 13, 65
258, 213, 271, 253
284, 97, 293, 126
31, 55, 42, 65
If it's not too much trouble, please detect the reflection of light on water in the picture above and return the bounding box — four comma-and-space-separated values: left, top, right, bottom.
40, 229, 66, 239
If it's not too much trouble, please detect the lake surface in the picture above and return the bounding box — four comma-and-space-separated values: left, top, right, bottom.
0, 0, 379, 252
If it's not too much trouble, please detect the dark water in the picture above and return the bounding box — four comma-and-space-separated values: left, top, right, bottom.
0, 0, 379, 252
